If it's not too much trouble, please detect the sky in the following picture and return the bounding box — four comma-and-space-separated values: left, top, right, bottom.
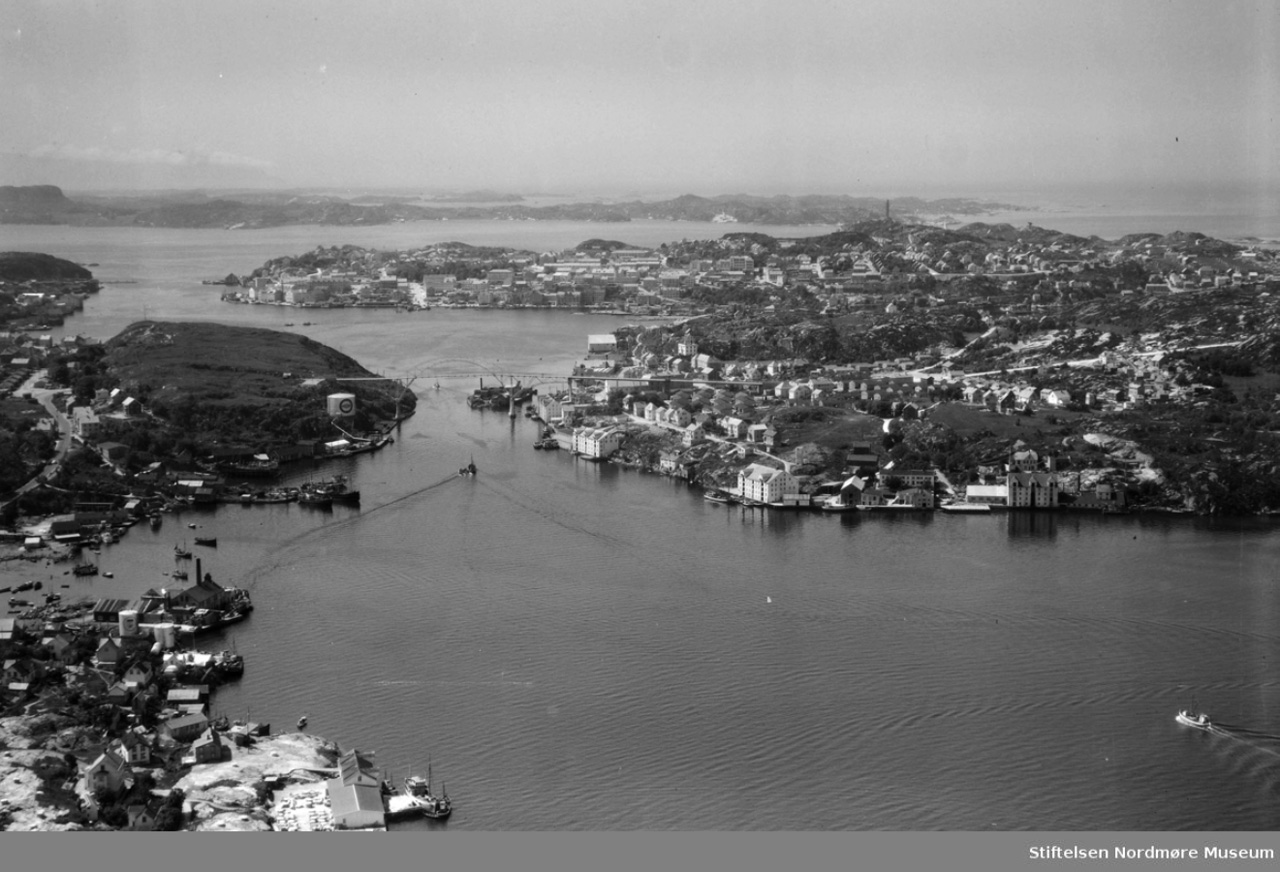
2, 0, 1278, 200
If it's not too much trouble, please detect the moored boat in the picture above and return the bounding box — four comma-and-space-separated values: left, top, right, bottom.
940, 501, 992, 513
194, 536, 217, 547
403, 765, 452, 820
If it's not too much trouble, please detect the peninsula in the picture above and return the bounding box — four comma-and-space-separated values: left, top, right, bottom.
2, 320, 413, 524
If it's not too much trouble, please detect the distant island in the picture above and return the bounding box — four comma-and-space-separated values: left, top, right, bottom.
0, 184, 1023, 229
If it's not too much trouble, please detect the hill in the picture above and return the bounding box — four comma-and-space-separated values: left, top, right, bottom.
99, 321, 415, 449
0, 251, 93, 282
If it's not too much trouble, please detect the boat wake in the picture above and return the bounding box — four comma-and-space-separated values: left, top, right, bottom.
236, 471, 467, 589
372, 678, 534, 688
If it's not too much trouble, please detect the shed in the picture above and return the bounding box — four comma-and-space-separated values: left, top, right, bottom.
326, 779, 386, 830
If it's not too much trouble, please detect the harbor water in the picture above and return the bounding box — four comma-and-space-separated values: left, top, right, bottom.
2, 223, 1280, 830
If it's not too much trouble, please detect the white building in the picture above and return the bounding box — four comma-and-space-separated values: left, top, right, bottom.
587, 334, 618, 354
965, 484, 1008, 505
573, 426, 625, 459
737, 463, 796, 504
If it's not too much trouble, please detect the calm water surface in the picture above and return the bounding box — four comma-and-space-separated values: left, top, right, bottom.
2, 225, 1279, 830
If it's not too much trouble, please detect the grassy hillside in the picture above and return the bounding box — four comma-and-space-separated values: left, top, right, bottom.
101, 321, 414, 448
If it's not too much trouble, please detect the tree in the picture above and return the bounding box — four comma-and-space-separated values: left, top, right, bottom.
153, 806, 185, 831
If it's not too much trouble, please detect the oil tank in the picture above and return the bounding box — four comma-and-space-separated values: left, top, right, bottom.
327, 393, 356, 417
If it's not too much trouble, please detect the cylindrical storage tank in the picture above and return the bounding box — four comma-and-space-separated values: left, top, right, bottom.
118, 609, 139, 637
327, 393, 357, 417
153, 622, 177, 650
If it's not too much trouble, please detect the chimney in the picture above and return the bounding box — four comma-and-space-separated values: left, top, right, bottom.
196, 558, 202, 585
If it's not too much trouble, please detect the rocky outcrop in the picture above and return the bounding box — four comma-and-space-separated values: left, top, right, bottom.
175, 732, 339, 832
0, 716, 93, 831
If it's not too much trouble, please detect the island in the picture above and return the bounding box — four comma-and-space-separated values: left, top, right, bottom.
1, 184, 1022, 229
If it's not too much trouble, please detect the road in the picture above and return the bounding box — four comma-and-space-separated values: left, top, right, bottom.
1, 370, 73, 509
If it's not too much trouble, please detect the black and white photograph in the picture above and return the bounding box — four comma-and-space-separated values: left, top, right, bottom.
2, 1, 1279, 868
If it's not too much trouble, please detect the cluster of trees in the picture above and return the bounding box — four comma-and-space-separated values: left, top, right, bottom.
0, 423, 54, 493
48, 344, 116, 403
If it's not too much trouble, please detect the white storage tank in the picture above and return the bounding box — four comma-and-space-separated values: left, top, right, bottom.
327, 392, 356, 417
153, 622, 177, 650
118, 609, 140, 637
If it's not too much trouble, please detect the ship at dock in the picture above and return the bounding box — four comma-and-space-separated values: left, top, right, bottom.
385, 763, 452, 821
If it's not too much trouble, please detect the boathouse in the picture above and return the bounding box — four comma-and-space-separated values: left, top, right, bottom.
326, 749, 386, 830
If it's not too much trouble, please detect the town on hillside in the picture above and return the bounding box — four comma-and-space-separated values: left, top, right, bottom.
217, 221, 1279, 317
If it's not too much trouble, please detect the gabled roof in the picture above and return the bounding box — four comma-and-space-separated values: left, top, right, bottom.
338, 749, 381, 787
328, 781, 385, 819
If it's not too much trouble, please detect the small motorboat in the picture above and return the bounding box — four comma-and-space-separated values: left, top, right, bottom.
297, 714, 308, 730
1176, 710, 1212, 730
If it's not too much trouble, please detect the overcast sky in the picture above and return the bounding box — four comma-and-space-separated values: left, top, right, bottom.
3, 0, 1278, 198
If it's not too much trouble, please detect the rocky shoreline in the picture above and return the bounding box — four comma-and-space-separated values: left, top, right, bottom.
0, 715, 339, 832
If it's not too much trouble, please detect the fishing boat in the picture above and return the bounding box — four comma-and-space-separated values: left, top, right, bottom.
297, 714, 308, 730
703, 490, 736, 505
194, 536, 217, 547
1176, 710, 1212, 731
297, 490, 333, 507
403, 763, 452, 820
459, 456, 477, 476
172, 569, 189, 581
174, 543, 192, 559
73, 560, 98, 576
